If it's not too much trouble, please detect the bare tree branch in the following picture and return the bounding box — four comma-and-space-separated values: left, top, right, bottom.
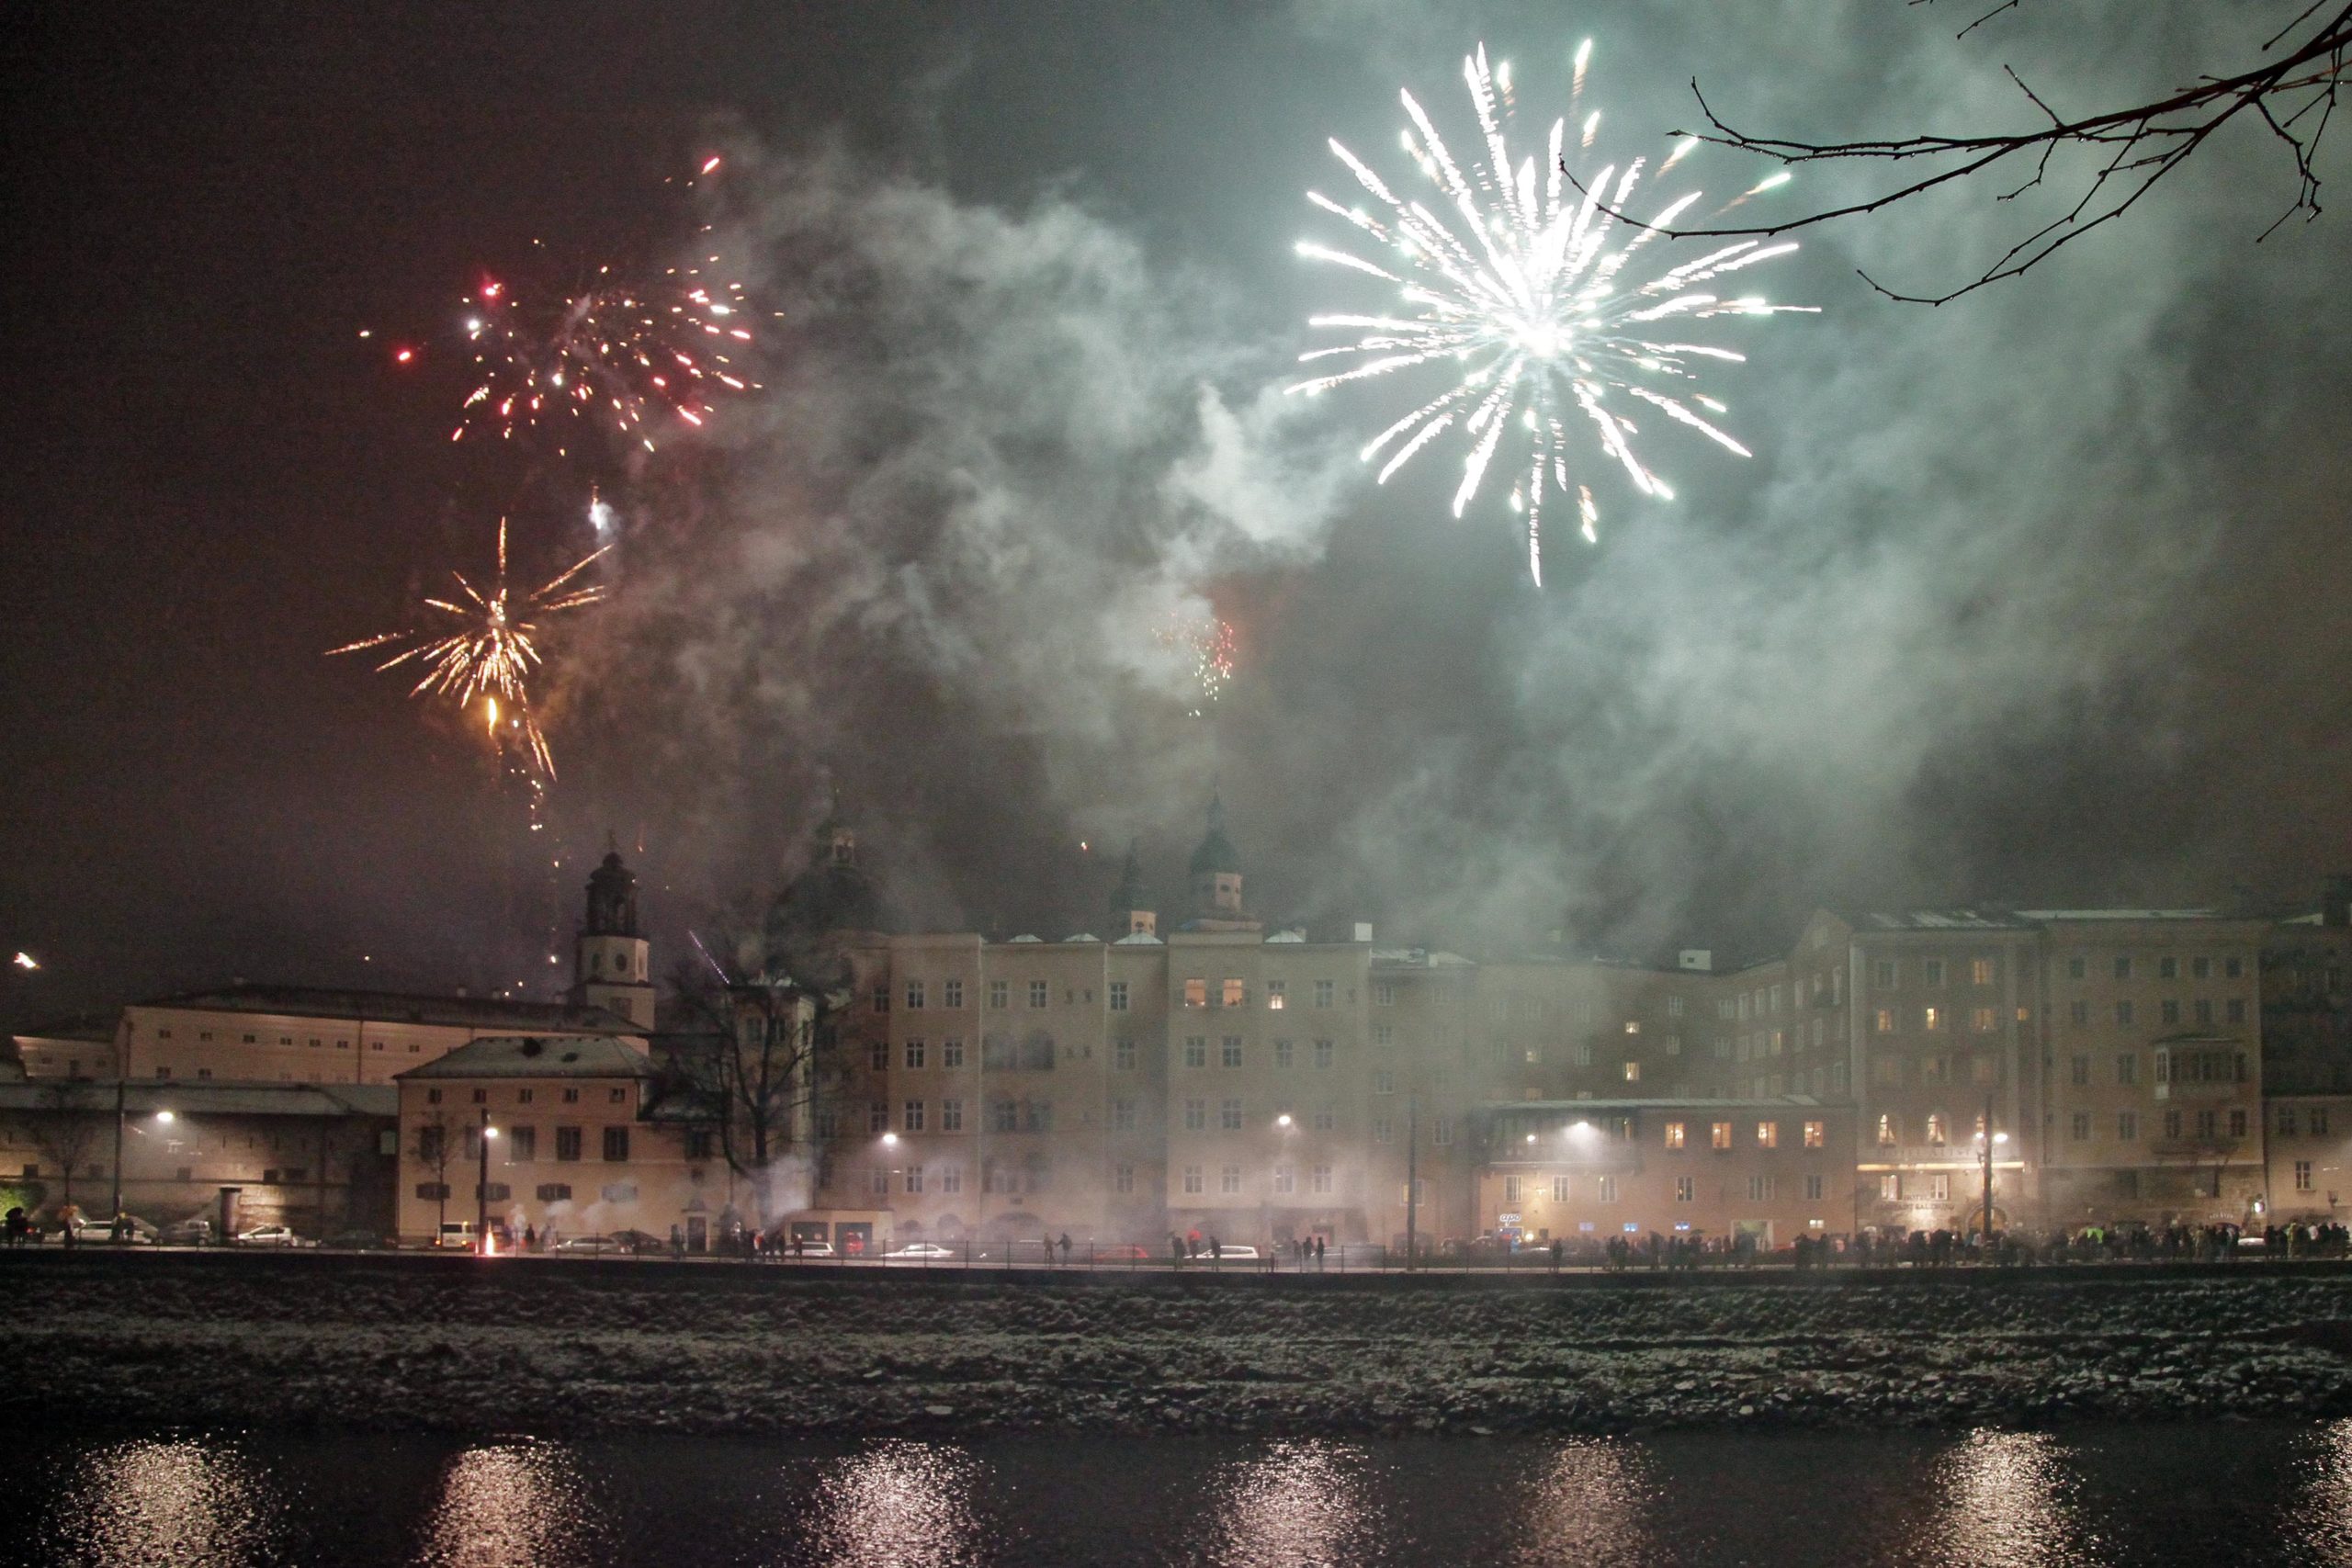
1563, 4, 2350, 303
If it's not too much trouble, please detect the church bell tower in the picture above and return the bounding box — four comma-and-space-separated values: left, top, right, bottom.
572, 845, 656, 1029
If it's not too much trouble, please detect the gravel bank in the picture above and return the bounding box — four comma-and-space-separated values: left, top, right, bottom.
10, 1253, 2352, 1438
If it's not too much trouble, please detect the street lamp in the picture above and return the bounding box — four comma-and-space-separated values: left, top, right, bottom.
1974, 1113, 2008, 1251
1275, 1113, 1294, 1128
109, 1096, 178, 1222
477, 1110, 499, 1256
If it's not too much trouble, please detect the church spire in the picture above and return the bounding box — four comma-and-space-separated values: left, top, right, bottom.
1108, 839, 1155, 938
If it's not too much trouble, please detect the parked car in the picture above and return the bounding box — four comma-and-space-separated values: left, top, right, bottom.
321, 1230, 397, 1251
62, 1213, 158, 1245
233, 1224, 316, 1247
608, 1228, 667, 1255
1198, 1243, 1260, 1261
884, 1242, 958, 1260
435, 1222, 477, 1249
783, 1238, 837, 1258
158, 1218, 216, 1247
549, 1234, 628, 1256
1094, 1243, 1154, 1261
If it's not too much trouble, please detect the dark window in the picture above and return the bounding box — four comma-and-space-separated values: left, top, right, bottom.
555, 1126, 582, 1162
414, 1182, 450, 1201
535, 1183, 572, 1202
477, 1182, 511, 1201
686, 1129, 715, 1161
602, 1127, 630, 1162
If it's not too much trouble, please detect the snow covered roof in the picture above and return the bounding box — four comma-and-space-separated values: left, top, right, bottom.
129, 983, 641, 1035
1264, 930, 1306, 943
1063, 933, 1100, 943
2012, 908, 2226, 922
1370, 948, 1476, 968
0, 1080, 395, 1118
397, 1034, 654, 1080
1848, 910, 2038, 931
1112, 931, 1163, 946
1006, 934, 1043, 944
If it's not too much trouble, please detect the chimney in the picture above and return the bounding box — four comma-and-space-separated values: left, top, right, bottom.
2325, 874, 2352, 928
1352, 922, 1374, 943
1678, 949, 1713, 973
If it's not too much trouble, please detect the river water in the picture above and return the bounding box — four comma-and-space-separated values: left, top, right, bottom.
9, 1422, 2350, 1567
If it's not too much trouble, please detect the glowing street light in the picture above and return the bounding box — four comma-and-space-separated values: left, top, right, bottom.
880, 1132, 899, 1147
154, 1110, 175, 1125
1275, 1113, 1295, 1129
11, 952, 36, 971
477, 1111, 500, 1256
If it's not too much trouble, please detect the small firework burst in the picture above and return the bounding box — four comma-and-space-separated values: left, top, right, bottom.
330, 517, 608, 776
1157, 611, 1237, 717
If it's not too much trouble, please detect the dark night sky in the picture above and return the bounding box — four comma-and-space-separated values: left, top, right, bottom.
4, 4, 2348, 1026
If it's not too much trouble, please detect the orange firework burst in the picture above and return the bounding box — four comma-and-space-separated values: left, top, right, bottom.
330, 517, 607, 776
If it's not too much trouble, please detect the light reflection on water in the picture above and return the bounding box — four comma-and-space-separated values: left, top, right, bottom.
795, 1439, 988, 1568
1506, 1438, 1660, 1567
47, 1437, 280, 1568
1914, 1430, 2098, 1568
2294, 1416, 2352, 1563
1198, 1438, 1382, 1568
415, 1439, 607, 1568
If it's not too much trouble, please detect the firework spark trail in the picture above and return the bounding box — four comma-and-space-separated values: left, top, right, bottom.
328, 517, 609, 777
1289, 41, 1815, 583
1156, 611, 1237, 717
445, 159, 762, 456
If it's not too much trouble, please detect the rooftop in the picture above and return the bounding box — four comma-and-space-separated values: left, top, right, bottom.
0, 1080, 396, 1118
11, 1010, 119, 1044
1846, 910, 2041, 932
397, 1034, 655, 1080
130, 983, 641, 1035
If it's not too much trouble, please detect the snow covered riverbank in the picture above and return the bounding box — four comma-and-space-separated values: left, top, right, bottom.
10, 1253, 2352, 1437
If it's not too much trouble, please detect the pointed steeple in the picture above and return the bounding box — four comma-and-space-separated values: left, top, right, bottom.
1108, 839, 1156, 938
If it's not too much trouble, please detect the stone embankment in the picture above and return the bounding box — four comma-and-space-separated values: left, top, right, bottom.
11, 1252, 2352, 1438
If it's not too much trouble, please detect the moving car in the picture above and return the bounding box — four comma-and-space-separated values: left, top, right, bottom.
233, 1224, 316, 1247
883, 1242, 957, 1260
158, 1218, 216, 1247
1197, 1243, 1260, 1261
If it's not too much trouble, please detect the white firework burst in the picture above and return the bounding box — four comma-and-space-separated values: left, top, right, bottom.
1289, 42, 1815, 583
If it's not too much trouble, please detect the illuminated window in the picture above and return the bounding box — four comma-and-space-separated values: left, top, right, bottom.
1971, 957, 1996, 986
1623, 1061, 1641, 1083
1664, 1122, 1686, 1149
1880, 1174, 1899, 1201
1757, 1121, 1779, 1149
1183, 978, 1206, 1010
1922, 1006, 1943, 1032
1926, 1114, 1947, 1145
1624, 1021, 1641, 1035
1710, 1121, 1732, 1151
1222, 979, 1245, 1010
1267, 981, 1285, 1010
1877, 1114, 1897, 1146
1675, 1176, 1693, 1201
1874, 1009, 1895, 1033
1803, 1120, 1824, 1148
1971, 1008, 1996, 1032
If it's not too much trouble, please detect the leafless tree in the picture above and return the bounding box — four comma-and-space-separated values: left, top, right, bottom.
1578, 2, 2349, 302
412, 1108, 457, 1237
663, 971, 844, 1228
28, 1081, 106, 1215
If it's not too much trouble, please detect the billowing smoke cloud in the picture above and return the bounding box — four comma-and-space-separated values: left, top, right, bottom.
563, 3, 2351, 965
